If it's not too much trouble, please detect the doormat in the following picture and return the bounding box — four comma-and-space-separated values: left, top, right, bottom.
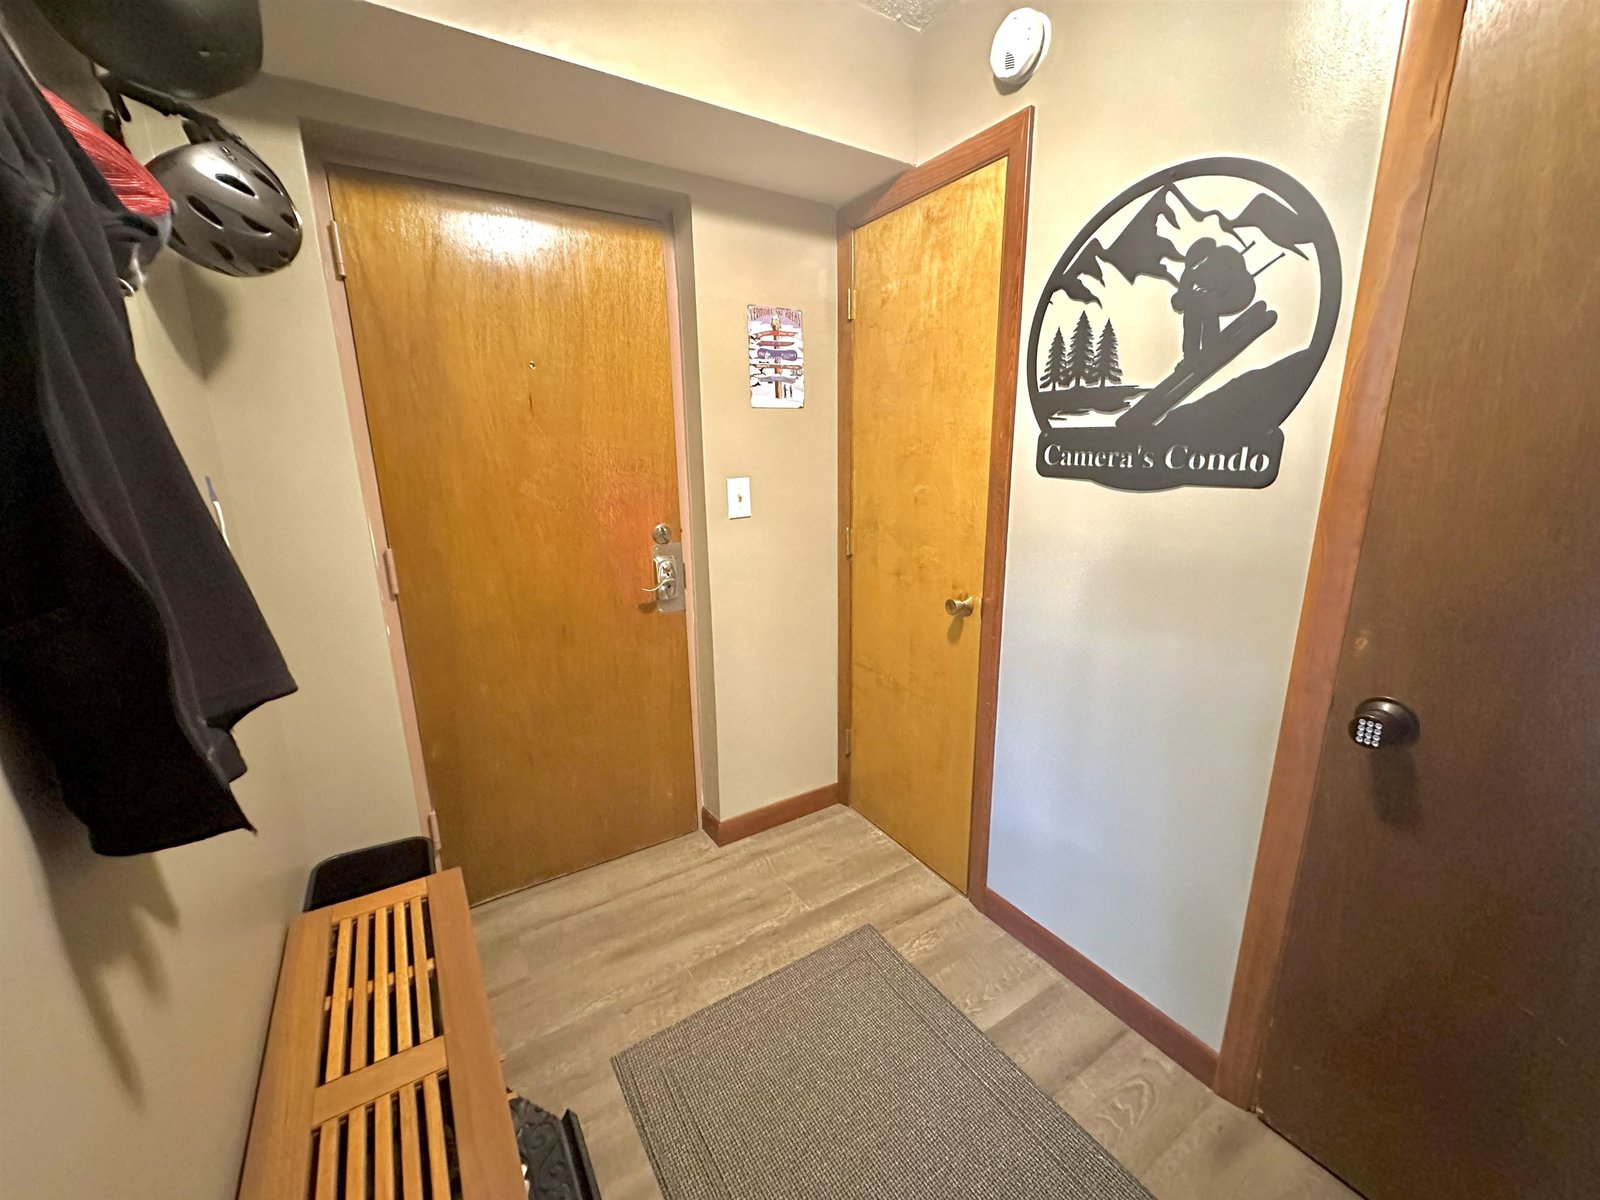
612, 926, 1153, 1200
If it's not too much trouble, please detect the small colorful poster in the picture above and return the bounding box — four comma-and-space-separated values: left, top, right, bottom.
748, 305, 804, 409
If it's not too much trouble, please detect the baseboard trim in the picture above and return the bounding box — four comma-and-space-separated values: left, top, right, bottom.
977, 888, 1219, 1088
701, 784, 839, 848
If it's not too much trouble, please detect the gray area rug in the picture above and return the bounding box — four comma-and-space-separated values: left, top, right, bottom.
613, 926, 1154, 1200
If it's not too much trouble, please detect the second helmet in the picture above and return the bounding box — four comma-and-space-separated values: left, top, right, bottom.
149, 136, 302, 277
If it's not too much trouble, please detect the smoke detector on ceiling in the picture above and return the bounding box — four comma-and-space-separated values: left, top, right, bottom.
990, 8, 1051, 87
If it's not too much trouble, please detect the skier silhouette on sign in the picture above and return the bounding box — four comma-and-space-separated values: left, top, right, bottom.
1171, 237, 1256, 361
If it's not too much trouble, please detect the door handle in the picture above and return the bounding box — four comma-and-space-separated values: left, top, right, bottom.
945, 595, 976, 618
643, 541, 686, 613
643, 557, 677, 597
1349, 697, 1419, 749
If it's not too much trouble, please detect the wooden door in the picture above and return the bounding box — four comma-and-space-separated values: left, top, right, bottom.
1258, 3, 1600, 1196
847, 159, 1007, 889
329, 170, 697, 903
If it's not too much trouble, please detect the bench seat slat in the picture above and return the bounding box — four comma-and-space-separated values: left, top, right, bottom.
345, 1105, 368, 1200
238, 869, 523, 1199
324, 918, 354, 1082
351, 913, 371, 1073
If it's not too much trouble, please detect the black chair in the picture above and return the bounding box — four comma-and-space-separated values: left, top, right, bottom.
302, 836, 436, 911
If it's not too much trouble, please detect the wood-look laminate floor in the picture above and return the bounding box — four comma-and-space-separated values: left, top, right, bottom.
472, 805, 1356, 1200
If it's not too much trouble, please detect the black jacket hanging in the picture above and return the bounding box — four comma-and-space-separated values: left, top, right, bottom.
0, 41, 296, 854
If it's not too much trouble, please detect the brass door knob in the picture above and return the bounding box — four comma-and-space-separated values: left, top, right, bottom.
945, 595, 975, 618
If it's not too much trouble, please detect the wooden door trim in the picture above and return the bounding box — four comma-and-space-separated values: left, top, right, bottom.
1213, 0, 1468, 1107
306, 153, 436, 845
304, 148, 707, 864
837, 109, 1033, 898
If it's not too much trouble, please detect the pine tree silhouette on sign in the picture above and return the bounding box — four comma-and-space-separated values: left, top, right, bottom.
1092, 319, 1122, 387
1068, 311, 1095, 386
1040, 327, 1070, 390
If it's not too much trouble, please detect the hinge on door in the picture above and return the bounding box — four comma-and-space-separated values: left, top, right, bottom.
381, 545, 400, 599
426, 809, 442, 856
328, 219, 347, 280
846, 287, 855, 322
844, 526, 853, 558
844, 728, 852, 756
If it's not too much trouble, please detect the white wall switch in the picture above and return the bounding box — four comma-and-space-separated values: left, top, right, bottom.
727, 476, 752, 519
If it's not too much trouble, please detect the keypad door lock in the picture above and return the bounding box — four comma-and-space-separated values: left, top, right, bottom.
1348, 697, 1419, 749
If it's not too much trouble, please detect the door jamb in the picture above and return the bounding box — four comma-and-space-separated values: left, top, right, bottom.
303, 147, 708, 861
836, 109, 1034, 899
1213, 0, 1468, 1106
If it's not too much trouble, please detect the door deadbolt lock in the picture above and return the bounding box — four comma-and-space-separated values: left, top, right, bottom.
1349, 697, 1419, 749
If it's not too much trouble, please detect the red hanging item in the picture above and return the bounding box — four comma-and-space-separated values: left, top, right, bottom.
41, 88, 170, 218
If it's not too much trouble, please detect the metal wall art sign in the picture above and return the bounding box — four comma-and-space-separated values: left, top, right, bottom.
1027, 158, 1341, 491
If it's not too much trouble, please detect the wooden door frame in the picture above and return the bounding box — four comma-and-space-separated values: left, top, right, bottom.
1213, 0, 1468, 1106
836, 109, 1033, 899
303, 144, 709, 864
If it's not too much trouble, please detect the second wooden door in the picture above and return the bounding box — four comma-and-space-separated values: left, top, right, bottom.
1257, 2, 1600, 1194
330, 170, 697, 903
846, 159, 1008, 889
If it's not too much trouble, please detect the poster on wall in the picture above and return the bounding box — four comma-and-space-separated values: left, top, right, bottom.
1027, 158, 1341, 491
748, 305, 805, 409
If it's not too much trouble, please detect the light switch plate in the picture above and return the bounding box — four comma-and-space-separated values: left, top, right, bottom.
727, 476, 752, 519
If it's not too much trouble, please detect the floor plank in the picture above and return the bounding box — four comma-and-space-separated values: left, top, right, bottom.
473, 805, 1355, 1200
1056, 1030, 1217, 1177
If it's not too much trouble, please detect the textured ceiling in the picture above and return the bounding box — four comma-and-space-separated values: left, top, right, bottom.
855, 0, 958, 33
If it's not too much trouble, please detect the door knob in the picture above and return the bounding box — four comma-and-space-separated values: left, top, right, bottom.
945, 595, 975, 618
1349, 697, 1419, 749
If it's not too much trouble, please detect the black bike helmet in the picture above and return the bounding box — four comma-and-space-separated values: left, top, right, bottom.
148, 134, 302, 277
37, 0, 261, 100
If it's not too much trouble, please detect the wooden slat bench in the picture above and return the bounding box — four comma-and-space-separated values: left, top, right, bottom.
239, 868, 525, 1199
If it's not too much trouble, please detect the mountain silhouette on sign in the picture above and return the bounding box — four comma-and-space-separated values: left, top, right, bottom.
1229, 193, 1314, 259
1055, 184, 1319, 306
1061, 242, 1108, 303
1060, 187, 1182, 303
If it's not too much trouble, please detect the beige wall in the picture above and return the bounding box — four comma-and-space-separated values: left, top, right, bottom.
375, 0, 922, 160
688, 195, 840, 811
257, 0, 910, 205
914, 0, 1405, 1047
0, 246, 324, 1200
0, 714, 312, 1200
